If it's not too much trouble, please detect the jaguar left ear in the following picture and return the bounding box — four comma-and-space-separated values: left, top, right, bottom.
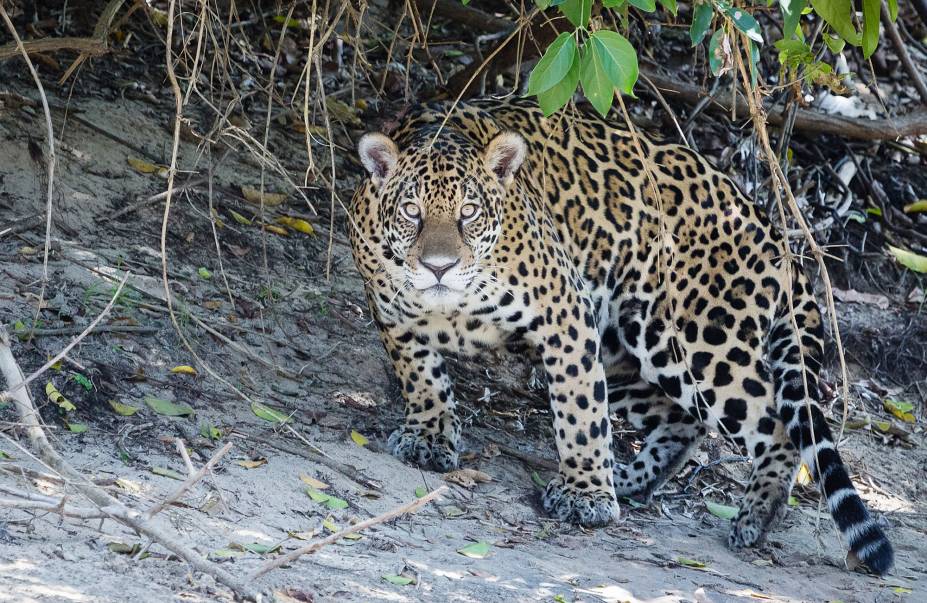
483, 131, 526, 186
358, 132, 399, 188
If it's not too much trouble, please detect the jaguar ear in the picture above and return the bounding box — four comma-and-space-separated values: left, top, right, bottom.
483, 131, 526, 185
358, 133, 399, 187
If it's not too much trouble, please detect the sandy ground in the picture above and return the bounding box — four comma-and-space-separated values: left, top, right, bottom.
1, 80, 925, 603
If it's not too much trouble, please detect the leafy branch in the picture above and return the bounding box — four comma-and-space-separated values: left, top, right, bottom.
526, 0, 901, 115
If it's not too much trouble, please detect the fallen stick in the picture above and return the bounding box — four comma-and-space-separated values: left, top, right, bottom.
0, 326, 259, 601
484, 435, 559, 471
642, 70, 927, 141
0, 35, 107, 62
145, 441, 233, 520
12, 325, 159, 337
238, 430, 382, 491
0, 493, 110, 519
251, 485, 447, 579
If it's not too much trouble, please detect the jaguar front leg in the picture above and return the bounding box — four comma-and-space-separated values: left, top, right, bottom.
530, 305, 619, 528
379, 325, 460, 472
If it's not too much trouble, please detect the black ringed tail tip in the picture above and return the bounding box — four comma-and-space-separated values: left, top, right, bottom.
851, 522, 894, 576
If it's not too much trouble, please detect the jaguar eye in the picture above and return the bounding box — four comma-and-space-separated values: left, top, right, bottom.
460, 203, 480, 220
402, 202, 420, 220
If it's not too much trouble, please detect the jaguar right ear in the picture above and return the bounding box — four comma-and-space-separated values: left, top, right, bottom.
358, 133, 399, 188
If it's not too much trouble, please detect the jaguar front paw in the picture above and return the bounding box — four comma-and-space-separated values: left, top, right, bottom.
542, 475, 619, 528
387, 428, 459, 472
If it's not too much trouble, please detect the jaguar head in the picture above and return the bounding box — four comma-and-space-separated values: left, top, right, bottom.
358, 127, 525, 305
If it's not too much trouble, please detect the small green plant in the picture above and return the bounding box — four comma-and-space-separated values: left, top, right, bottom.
258, 285, 281, 304
527, 0, 899, 116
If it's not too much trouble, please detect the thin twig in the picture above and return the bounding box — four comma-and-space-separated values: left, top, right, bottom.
251, 485, 447, 579
0, 497, 110, 519
0, 5, 57, 343
145, 442, 232, 520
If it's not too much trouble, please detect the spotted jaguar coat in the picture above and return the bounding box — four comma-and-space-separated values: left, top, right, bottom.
348, 97, 893, 575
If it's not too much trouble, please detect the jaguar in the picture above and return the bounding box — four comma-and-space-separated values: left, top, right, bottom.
348, 96, 893, 575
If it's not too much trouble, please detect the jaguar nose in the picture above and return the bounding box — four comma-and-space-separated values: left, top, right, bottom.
420, 257, 460, 282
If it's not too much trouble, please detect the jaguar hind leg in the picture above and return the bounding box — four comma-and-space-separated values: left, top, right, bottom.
609, 379, 705, 500
729, 414, 799, 548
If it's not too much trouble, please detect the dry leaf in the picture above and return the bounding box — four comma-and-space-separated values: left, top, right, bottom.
299, 474, 329, 489
241, 185, 287, 206
276, 216, 315, 235
46, 382, 75, 412
236, 459, 267, 469
443, 468, 492, 489
832, 288, 890, 310
263, 224, 289, 236
795, 463, 813, 485
334, 391, 378, 410
127, 157, 167, 176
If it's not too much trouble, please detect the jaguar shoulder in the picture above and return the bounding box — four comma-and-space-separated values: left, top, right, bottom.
348, 97, 893, 576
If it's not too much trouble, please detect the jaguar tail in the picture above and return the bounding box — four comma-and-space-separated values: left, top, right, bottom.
768, 270, 894, 576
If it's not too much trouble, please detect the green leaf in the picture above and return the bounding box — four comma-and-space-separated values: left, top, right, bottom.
211, 548, 245, 559
708, 29, 727, 76
72, 373, 92, 390
888, 0, 898, 21
677, 556, 707, 568
199, 421, 221, 440
810, 0, 860, 46
589, 30, 639, 94
558, 0, 592, 27
67, 421, 88, 433
628, 0, 656, 12
888, 246, 927, 273
581, 42, 615, 117
152, 466, 185, 480
884, 399, 916, 423
109, 400, 139, 416
250, 401, 290, 424
602, 0, 627, 7
904, 200, 927, 213
306, 487, 350, 510
415, 486, 428, 498
705, 500, 739, 520
747, 38, 760, 86
779, 0, 806, 40
350, 429, 369, 446
531, 471, 547, 490
536, 49, 581, 115
822, 32, 846, 54
718, 2, 763, 43
658, 0, 677, 14
527, 33, 578, 95
457, 541, 491, 559
788, 495, 800, 506
383, 574, 415, 586
535, 0, 551, 8
860, 0, 880, 57
197, 267, 212, 279
242, 542, 280, 554
690, 2, 714, 46
144, 396, 195, 417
